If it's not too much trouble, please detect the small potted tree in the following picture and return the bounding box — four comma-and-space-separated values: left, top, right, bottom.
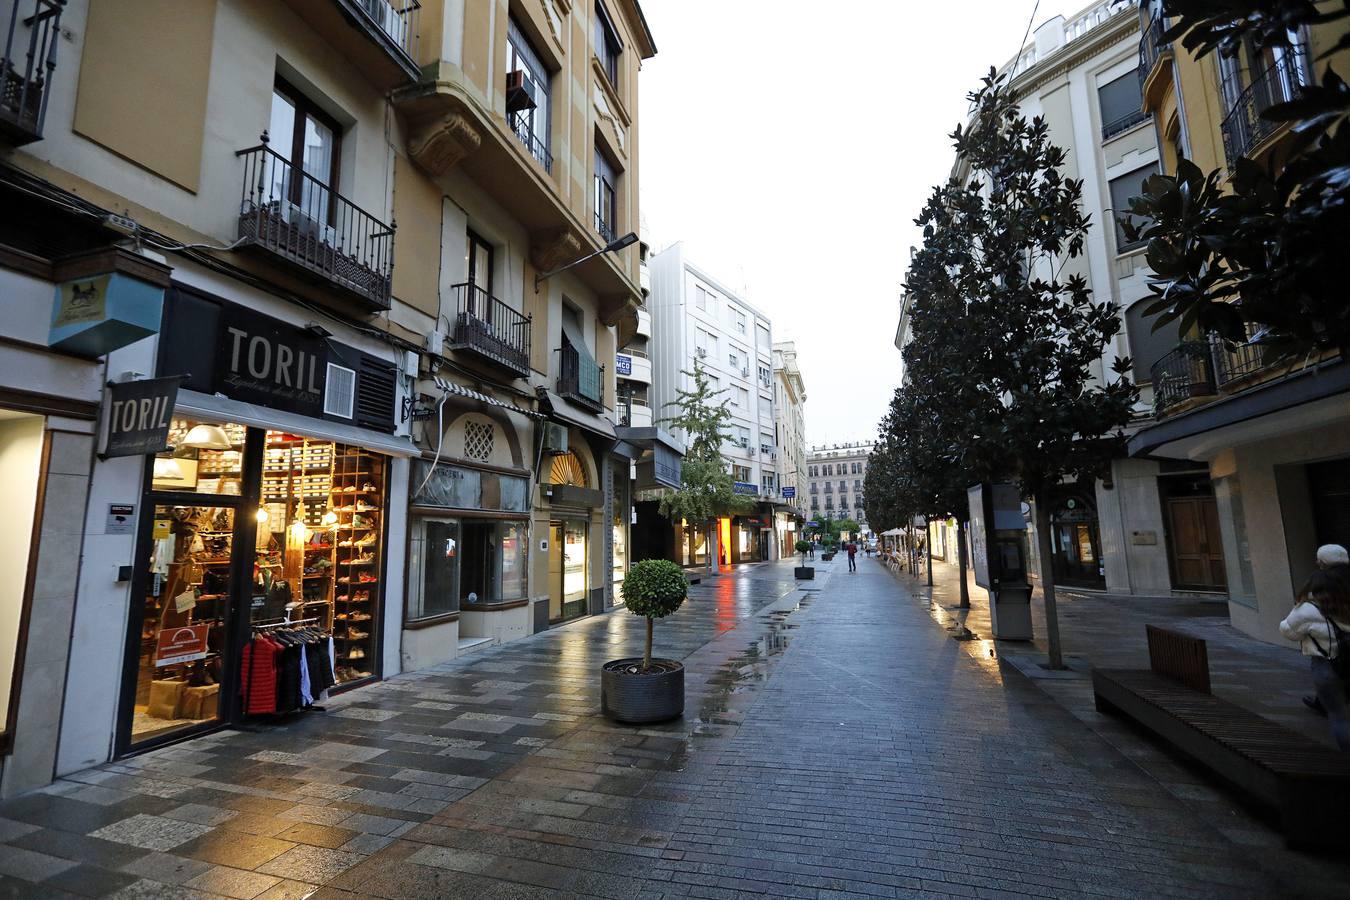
602, 558, 688, 723
794, 539, 814, 580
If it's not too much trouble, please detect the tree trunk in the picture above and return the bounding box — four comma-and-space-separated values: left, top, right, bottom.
926, 522, 934, 587
643, 616, 653, 671
708, 519, 720, 575
957, 521, 971, 609
1032, 492, 1065, 670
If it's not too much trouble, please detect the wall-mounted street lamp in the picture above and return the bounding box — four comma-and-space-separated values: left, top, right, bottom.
534, 232, 638, 290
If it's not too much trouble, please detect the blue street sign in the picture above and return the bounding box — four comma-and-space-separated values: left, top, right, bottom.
781, 486, 796, 498
615, 354, 632, 376
733, 481, 757, 495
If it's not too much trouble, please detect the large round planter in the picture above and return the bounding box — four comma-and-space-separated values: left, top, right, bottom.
601, 658, 684, 724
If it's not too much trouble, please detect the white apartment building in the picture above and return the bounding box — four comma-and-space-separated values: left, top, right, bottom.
649, 243, 786, 563
772, 341, 808, 522
806, 443, 873, 538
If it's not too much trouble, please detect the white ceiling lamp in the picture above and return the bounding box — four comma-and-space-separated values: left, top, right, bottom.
152, 457, 186, 481
181, 423, 232, 450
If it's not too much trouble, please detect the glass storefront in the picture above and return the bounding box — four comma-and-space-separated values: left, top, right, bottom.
549, 520, 588, 622
126, 418, 389, 748
407, 517, 527, 620
0, 411, 46, 744
611, 466, 629, 603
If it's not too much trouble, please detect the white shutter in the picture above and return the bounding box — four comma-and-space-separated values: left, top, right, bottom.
324, 363, 356, 419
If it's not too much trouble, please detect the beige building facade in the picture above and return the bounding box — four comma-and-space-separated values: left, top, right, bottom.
0, 0, 653, 793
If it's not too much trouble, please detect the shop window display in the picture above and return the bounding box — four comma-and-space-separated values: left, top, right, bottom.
131, 420, 387, 746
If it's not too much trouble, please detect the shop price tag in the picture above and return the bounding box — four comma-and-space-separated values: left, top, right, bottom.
153, 519, 172, 540
154, 624, 210, 667
174, 590, 197, 613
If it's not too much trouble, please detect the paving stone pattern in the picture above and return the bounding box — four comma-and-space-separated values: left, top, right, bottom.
0, 559, 1342, 897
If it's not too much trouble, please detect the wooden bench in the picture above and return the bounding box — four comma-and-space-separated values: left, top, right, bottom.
1093, 625, 1350, 849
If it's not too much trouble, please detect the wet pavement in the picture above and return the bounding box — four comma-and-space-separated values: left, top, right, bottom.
0, 558, 1344, 897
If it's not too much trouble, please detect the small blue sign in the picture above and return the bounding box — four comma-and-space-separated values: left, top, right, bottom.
781, 486, 796, 498
733, 481, 757, 495
615, 354, 632, 376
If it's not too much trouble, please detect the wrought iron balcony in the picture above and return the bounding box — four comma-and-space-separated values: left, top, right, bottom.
558, 341, 603, 413
237, 137, 395, 311
1, 0, 64, 145
1221, 50, 1308, 165
509, 110, 552, 172
594, 212, 615, 245
1211, 334, 1267, 387
1150, 341, 1216, 414
1138, 11, 1168, 88
1103, 109, 1149, 140
616, 393, 649, 427
445, 282, 531, 378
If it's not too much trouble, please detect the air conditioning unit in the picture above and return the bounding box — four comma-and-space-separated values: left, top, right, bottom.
695, 347, 707, 358
543, 422, 569, 455
505, 70, 536, 113
279, 201, 338, 248
741, 367, 750, 378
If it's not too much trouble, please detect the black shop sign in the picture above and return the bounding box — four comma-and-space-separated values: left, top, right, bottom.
101, 376, 183, 458
160, 289, 327, 418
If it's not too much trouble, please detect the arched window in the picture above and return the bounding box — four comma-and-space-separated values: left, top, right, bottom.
549, 451, 588, 487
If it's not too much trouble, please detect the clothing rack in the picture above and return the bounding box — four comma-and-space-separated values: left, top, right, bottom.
252, 617, 320, 631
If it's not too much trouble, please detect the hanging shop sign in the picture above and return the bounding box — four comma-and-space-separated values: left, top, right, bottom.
48, 248, 170, 359
101, 376, 183, 458
615, 354, 632, 376
154, 624, 211, 667
733, 481, 757, 495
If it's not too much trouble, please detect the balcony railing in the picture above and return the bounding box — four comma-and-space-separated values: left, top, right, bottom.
1221, 50, 1308, 165
445, 282, 531, 378
559, 341, 603, 413
237, 138, 394, 310
594, 212, 615, 245
1138, 11, 1168, 88
509, 110, 552, 172
352, 0, 419, 65
1211, 334, 1266, 387
1150, 341, 1216, 414
1103, 109, 1149, 140
1, 0, 64, 145
616, 394, 649, 427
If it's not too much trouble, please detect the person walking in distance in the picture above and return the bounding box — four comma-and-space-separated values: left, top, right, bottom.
846, 540, 858, 573
1280, 569, 1350, 750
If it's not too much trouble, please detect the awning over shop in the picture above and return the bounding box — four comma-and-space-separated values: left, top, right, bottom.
174, 389, 419, 457
537, 388, 616, 440
433, 377, 542, 419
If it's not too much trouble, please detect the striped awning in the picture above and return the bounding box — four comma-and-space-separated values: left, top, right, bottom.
433, 377, 543, 419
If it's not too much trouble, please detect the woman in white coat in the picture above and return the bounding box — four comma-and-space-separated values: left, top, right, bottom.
1280, 570, 1350, 750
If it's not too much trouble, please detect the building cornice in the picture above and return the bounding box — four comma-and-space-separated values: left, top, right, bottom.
1010, 12, 1138, 98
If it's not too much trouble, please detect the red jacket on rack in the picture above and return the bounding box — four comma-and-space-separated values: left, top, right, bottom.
240, 636, 280, 715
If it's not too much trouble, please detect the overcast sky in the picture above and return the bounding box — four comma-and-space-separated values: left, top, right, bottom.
638, 0, 1092, 447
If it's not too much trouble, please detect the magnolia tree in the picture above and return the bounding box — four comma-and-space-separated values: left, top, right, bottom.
892, 72, 1136, 667
659, 361, 753, 574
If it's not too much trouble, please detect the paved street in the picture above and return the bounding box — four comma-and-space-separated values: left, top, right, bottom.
0, 559, 1346, 898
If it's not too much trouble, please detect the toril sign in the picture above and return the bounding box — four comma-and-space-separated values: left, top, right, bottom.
213, 308, 327, 416
101, 376, 182, 458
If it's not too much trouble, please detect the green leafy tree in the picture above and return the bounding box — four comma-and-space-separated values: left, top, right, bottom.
795, 538, 811, 566
1124, 1, 1350, 361
659, 361, 753, 574
898, 72, 1136, 667
621, 559, 688, 671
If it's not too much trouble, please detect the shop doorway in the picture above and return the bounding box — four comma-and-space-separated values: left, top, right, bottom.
460, 521, 497, 606
549, 520, 588, 622
1048, 491, 1105, 589
1159, 471, 1227, 592
121, 419, 390, 754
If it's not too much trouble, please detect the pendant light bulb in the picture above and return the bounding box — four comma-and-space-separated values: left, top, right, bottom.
255, 507, 269, 523
182, 423, 233, 450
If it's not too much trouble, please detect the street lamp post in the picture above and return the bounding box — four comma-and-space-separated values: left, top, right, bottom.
534, 232, 638, 290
